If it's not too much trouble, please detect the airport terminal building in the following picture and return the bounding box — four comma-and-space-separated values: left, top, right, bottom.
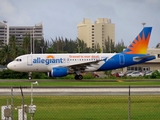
123, 48, 160, 72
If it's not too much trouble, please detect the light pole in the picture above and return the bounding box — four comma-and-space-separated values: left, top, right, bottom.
20, 86, 25, 120
40, 46, 44, 53
30, 29, 32, 54
31, 81, 38, 105
33, 27, 35, 53
142, 22, 146, 28
30, 81, 38, 120
30, 27, 35, 54
29, 27, 34, 80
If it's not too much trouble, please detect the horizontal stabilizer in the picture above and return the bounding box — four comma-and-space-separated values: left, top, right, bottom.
133, 55, 155, 62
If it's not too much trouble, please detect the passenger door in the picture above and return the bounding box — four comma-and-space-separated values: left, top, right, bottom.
27, 55, 32, 66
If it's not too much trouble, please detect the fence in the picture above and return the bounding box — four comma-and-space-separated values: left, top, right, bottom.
0, 86, 160, 120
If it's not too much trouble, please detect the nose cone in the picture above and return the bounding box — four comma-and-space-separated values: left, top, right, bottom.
7, 62, 14, 71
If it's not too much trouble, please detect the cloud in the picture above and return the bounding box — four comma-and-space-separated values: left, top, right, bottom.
0, 0, 160, 47
0, 0, 32, 25
146, 0, 159, 3
0, 0, 16, 17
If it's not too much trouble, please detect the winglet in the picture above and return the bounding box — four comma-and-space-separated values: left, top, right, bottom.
123, 27, 152, 54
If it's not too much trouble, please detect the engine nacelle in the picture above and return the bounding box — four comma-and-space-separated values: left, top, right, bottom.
50, 67, 68, 77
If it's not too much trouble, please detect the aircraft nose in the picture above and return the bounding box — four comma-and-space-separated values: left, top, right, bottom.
7, 62, 15, 70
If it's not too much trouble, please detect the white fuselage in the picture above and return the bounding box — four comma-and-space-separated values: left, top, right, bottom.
7, 53, 116, 72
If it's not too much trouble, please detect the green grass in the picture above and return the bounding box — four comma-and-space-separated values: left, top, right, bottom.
0, 79, 160, 87
0, 96, 160, 120
0, 79, 160, 119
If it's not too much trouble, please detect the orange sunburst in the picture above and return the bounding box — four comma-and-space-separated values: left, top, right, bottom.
125, 32, 150, 54
47, 55, 54, 59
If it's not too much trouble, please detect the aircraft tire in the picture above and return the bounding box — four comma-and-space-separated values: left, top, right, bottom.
74, 75, 78, 80
28, 76, 32, 80
78, 75, 83, 80
75, 75, 83, 80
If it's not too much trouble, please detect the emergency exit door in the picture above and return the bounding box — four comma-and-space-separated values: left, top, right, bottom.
119, 54, 125, 65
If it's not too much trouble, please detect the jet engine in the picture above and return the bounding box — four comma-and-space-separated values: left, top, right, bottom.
48, 67, 68, 77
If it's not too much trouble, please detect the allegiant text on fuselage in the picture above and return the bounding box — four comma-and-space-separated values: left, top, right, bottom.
33, 57, 63, 65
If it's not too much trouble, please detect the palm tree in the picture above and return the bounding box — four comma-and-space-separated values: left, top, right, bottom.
0, 45, 12, 65
8, 35, 19, 59
23, 34, 30, 54
9, 35, 16, 48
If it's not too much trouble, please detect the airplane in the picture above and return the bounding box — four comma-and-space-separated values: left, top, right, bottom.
7, 27, 156, 80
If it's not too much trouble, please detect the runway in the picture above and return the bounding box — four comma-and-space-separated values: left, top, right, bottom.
0, 86, 160, 96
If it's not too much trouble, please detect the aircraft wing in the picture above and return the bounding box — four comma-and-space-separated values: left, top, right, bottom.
67, 59, 103, 67
47, 58, 107, 71
133, 55, 155, 61
66, 59, 106, 71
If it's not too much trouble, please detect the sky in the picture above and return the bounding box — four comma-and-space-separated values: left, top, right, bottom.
0, 0, 160, 48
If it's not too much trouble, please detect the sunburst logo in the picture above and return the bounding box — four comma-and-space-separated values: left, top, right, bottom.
47, 55, 54, 59
125, 31, 151, 54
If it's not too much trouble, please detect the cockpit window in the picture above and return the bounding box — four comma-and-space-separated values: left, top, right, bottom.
15, 59, 22, 62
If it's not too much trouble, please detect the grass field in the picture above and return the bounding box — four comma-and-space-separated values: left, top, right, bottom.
0, 79, 160, 87
0, 95, 160, 120
0, 79, 160, 119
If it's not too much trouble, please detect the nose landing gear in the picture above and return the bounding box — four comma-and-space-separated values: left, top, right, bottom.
28, 72, 32, 80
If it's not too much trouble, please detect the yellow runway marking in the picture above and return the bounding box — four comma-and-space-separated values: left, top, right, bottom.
117, 80, 124, 82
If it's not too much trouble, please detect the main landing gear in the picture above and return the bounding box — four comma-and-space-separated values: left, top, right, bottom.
74, 75, 83, 80
74, 71, 83, 80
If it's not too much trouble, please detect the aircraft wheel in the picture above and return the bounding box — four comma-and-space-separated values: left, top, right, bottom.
78, 75, 83, 80
75, 75, 83, 80
28, 76, 32, 80
74, 75, 79, 80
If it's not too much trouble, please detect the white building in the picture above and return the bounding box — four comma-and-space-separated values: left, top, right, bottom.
0, 22, 43, 49
0, 22, 9, 46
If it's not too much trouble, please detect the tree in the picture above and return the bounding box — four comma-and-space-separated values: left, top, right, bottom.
22, 33, 30, 54
94, 43, 101, 53
8, 35, 19, 59
103, 36, 115, 53
0, 45, 12, 65
114, 39, 126, 53
76, 38, 88, 53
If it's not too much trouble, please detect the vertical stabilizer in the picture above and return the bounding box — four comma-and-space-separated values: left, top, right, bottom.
123, 27, 152, 54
